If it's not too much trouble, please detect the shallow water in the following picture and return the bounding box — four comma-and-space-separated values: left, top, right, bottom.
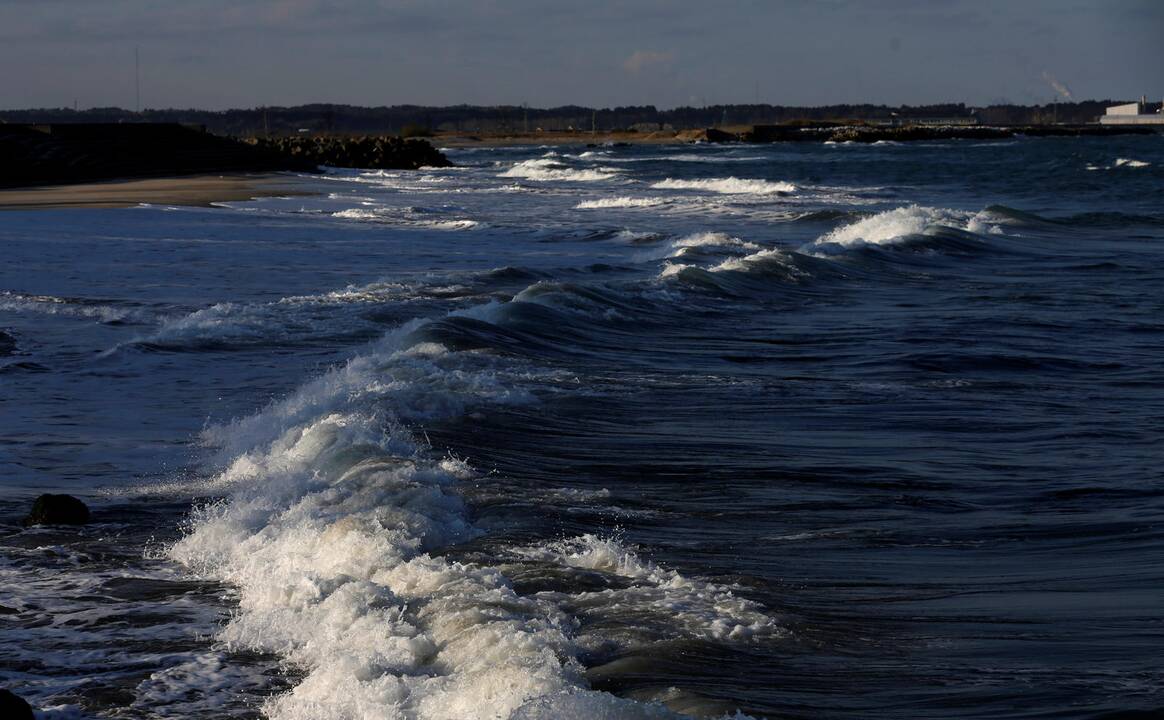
2, 136, 1163, 719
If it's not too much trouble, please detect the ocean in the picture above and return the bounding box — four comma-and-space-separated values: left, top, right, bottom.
1, 136, 1162, 719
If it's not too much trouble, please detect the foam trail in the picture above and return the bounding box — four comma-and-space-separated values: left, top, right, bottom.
513, 534, 780, 643
651, 177, 796, 195
575, 197, 666, 209
0, 291, 142, 324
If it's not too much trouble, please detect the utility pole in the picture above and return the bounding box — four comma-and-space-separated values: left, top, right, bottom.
135, 46, 141, 113
591, 109, 596, 135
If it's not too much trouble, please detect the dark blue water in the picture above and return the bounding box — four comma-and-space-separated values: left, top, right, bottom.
1, 136, 1162, 719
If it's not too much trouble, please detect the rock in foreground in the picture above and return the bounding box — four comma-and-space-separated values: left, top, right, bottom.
0, 689, 34, 720
22, 493, 90, 527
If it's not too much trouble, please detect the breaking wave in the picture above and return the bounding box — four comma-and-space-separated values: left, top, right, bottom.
502, 158, 622, 183
333, 207, 480, 230
164, 305, 772, 719
651, 177, 797, 195
806, 205, 1002, 253
0, 291, 144, 324
575, 197, 667, 209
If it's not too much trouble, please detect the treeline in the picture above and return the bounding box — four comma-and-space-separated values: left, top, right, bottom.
0, 100, 1125, 135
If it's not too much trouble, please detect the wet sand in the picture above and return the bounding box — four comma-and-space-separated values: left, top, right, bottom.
0, 173, 308, 210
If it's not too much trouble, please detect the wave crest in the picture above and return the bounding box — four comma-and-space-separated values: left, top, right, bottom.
651, 177, 796, 195
502, 159, 622, 183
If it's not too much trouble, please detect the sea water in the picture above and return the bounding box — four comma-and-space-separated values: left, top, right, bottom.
1, 136, 1162, 719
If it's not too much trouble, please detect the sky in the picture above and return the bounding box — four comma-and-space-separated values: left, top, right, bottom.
1, 0, 1161, 111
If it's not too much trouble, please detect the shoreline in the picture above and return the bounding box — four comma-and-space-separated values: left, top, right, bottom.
0, 172, 310, 211
434, 123, 1159, 147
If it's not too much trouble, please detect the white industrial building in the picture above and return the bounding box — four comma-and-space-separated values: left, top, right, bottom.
1099, 96, 1164, 125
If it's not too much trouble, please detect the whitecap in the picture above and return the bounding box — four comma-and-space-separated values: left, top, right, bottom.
511, 534, 781, 644
651, 177, 796, 195
501, 159, 622, 183
575, 197, 666, 209
805, 205, 994, 252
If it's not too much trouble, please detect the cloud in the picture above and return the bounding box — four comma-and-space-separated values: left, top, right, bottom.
623, 50, 675, 74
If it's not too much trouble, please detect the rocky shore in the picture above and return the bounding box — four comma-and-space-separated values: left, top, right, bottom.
246, 135, 451, 170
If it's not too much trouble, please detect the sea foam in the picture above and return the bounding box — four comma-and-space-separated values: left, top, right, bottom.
575, 197, 666, 209
806, 205, 1001, 253
1114, 157, 1150, 168
651, 177, 796, 195
501, 158, 621, 183
167, 310, 764, 719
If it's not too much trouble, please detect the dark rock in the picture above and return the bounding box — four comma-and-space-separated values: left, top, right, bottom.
247, 135, 451, 170
703, 127, 740, 143
0, 123, 316, 189
22, 494, 90, 527
0, 689, 34, 720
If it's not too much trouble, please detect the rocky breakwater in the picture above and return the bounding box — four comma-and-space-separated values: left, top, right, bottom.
247, 135, 451, 170
0, 123, 316, 188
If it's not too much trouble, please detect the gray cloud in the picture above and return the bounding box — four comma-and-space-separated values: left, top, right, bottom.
0, 0, 1159, 110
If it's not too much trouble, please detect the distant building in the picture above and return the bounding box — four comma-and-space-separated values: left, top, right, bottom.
629, 122, 675, 133
1099, 96, 1164, 125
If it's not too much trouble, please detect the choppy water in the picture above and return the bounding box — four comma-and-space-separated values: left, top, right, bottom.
2, 136, 1163, 719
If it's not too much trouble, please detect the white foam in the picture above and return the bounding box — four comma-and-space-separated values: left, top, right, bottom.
0, 291, 140, 324
512, 535, 781, 643
501, 159, 622, 183
1089, 158, 1151, 171
575, 197, 666, 209
806, 205, 995, 251
651, 177, 796, 195
333, 207, 479, 229
167, 335, 590, 718
669, 232, 760, 256
159, 293, 770, 718
709, 248, 808, 280
162, 315, 743, 718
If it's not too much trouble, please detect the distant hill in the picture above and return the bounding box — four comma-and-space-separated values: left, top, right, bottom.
0, 101, 1128, 136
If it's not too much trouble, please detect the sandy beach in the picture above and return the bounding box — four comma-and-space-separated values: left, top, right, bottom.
0, 173, 308, 210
